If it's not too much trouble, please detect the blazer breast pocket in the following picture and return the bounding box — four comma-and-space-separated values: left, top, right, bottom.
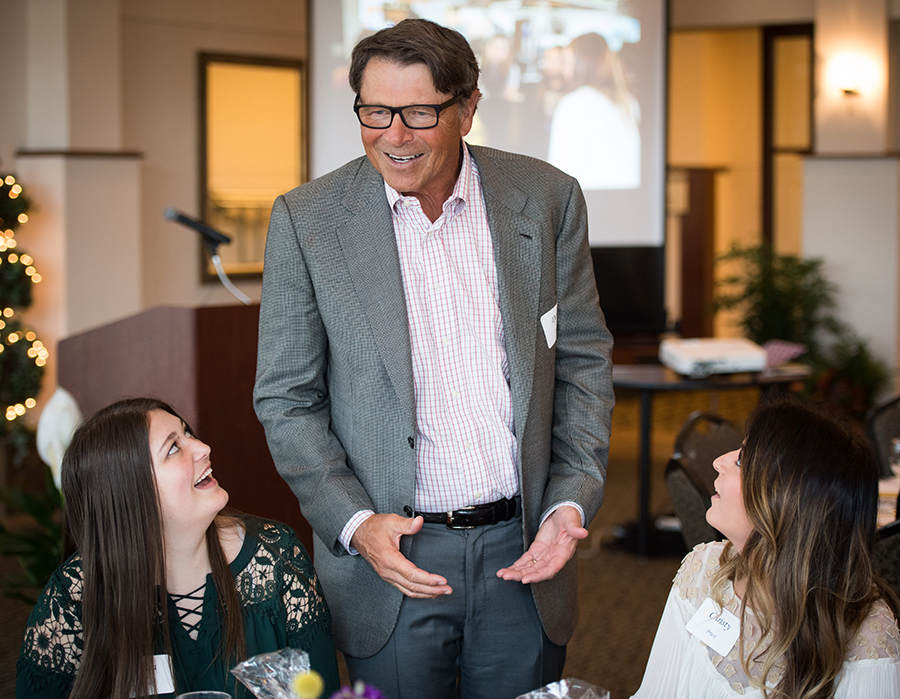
540, 303, 558, 349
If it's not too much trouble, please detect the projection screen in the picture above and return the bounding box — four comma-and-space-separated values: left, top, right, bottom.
311, 0, 666, 249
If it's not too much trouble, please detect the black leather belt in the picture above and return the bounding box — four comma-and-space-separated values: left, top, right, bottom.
409, 497, 520, 529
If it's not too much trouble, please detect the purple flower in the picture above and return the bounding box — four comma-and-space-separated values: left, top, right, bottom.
328, 680, 387, 699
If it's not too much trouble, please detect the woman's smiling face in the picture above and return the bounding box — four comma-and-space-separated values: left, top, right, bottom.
148, 409, 228, 533
706, 448, 754, 552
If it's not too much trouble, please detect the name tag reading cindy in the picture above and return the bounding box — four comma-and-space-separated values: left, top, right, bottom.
685, 598, 741, 656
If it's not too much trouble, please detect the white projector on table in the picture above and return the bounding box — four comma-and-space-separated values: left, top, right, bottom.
659, 337, 767, 377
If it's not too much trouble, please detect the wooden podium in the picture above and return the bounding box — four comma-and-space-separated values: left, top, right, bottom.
57, 305, 312, 550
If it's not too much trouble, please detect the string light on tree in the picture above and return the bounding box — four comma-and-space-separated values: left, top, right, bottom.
0, 173, 43, 428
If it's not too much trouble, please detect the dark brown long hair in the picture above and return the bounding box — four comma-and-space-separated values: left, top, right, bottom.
711, 400, 900, 699
62, 398, 245, 699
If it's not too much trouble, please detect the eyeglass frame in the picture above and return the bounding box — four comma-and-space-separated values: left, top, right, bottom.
353, 94, 464, 129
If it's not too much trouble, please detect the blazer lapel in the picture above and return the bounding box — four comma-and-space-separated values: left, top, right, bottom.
336, 161, 416, 427
472, 148, 542, 445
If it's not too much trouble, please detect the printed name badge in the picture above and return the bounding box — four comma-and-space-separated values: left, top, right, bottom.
153, 655, 175, 695
540, 304, 558, 349
685, 598, 741, 657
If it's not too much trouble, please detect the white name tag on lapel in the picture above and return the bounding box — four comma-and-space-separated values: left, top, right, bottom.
540, 304, 558, 349
685, 598, 740, 656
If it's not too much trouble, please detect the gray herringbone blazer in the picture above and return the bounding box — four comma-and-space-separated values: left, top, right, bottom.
254, 145, 614, 657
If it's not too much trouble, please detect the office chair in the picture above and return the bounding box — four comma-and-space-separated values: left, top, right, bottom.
866, 393, 900, 480
875, 519, 900, 600
665, 411, 743, 550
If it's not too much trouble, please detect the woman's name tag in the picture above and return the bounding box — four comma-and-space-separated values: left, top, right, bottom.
129, 655, 174, 697
685, 598, 741, 656
153, 654, 175, 694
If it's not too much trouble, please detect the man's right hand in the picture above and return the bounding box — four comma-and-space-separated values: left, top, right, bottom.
351, 514, 453, 598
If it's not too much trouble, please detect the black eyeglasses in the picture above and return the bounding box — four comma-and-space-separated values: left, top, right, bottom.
354, 94, 463, 129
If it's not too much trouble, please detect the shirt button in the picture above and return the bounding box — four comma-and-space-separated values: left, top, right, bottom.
464, 442, 472, 451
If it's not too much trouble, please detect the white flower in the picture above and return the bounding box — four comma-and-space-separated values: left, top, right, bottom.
36, 387, 82, 490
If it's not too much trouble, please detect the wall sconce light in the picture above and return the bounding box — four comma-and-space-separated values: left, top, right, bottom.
826, 51, 878, 98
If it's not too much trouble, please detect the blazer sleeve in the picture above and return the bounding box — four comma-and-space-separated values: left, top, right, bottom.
540, 176, 614, 524
253, 195, 376, 555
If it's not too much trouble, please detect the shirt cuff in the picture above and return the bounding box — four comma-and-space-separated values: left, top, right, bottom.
338, 510, 376, 555
539, 502, 585, 528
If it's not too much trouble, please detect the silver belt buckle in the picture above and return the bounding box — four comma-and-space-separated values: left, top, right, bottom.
446, 505, 477, 529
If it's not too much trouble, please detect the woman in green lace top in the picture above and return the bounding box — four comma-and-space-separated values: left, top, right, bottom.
16, 398, 340, 699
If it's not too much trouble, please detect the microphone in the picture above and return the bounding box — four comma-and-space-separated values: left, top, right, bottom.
164, 208, 231, 248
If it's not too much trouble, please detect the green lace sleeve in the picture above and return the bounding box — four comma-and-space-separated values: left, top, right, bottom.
16, 555, 83, 699
243, 519, 333, 649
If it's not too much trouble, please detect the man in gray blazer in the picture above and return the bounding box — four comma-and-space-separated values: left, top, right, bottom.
254, 18, 614, 699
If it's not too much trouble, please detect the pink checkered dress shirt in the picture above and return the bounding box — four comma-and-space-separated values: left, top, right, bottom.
390, 145, 519, 513
339, 145, 521, 550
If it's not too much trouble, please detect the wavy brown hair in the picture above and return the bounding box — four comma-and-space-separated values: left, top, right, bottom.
62, 398, 245, 699
710, 400, 900, 699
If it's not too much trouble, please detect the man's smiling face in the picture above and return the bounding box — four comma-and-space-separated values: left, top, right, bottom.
358, 58, 477, 212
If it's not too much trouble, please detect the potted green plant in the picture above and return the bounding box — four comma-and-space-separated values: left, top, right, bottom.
713, 243, 889, 421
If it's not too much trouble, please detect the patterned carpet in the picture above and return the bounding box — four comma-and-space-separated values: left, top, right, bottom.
0, 388, 760, 699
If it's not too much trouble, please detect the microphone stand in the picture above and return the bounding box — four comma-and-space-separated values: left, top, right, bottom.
208, 247, 252, 306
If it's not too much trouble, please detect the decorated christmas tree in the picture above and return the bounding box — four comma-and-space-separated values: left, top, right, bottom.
0, 173, 60, 602
0, 174, 45, 435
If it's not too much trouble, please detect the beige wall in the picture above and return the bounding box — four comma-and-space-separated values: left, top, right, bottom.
670, 0, 814, 29
815, 0, 890, 152
671, 0, 900, 28
667, 29, 762, 335
120, 1, 307, 309
803, 157, 900, 386
0, 0, 29, 169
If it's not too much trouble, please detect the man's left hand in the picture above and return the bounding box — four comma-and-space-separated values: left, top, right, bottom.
496, 505, 588, 584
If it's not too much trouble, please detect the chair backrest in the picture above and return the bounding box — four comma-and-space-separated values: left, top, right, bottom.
665, 457, 721, 550
866, 394, 900, 480
874, 519, 900, 600
673, 411, 744, 498
665, 411, 743, 551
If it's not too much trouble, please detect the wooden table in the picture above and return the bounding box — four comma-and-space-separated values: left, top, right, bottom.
612, 363, 811, 556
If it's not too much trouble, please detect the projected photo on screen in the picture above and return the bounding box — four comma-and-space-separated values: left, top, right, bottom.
312, 0, 666, 246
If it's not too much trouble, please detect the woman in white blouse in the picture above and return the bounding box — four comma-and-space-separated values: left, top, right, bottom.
632, 401, 900, 699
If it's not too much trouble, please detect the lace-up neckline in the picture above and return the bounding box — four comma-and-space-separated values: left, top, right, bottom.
17, 517, 337, 698
169, 581, 207, 640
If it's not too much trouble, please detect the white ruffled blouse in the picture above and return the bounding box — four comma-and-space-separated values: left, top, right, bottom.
631, 541, 900, 698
